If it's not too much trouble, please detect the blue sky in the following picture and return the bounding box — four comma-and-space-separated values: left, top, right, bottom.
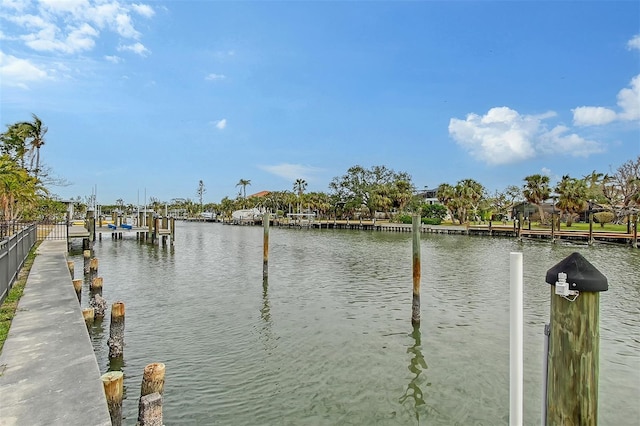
1, 1, 639, 205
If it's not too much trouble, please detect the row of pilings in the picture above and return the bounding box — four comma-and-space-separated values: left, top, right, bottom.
68, 246, 166, 425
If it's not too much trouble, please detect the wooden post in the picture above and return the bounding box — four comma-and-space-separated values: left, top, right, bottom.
170, 217, 175, 246
82, 307, 94, 324
263, 213, 270, 280
90, 257, 99, 276
101, 371, 124, 426
147, 213, 153, 241
138, 393, 163, 426
90, 293, 107, 319
632, 214, 638, 249
545, 253, 608, 426
141, 362, 166, 396
67, 261, 74, 277
411, 215, 421, 325
588, 210, 594, 246
72, 279, 82, 302
108, 302, 125, 358
91, 276, 103, 293
83, 249, 91, 275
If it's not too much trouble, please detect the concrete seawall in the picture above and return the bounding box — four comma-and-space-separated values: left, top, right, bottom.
0, 239, 111, 426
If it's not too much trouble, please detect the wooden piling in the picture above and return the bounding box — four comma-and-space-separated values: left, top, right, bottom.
140, 362, 166, 396
83, 249, 91, 275
91, 276, 103, 293
82, 307, 94, 323
138, 392, 163, 426
67, 261, 74, 277
72, 279, 83, 302
263, 213, 270, 280
411, 215, 421, 325
546, 289, 600, 425
101, 371, 124, 426
170, 217, 176, 245
89, 257, 99, 276
108, 302, 125, 358
90, 293, 107, 319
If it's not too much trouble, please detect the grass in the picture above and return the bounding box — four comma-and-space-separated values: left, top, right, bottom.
0, 242, 40, 354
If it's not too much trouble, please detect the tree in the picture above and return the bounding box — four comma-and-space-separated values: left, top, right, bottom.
293, 178, 307, 213
236, 179, 251, 199
523, 174, 551, 221
555, 175, 588, 226
602, 156, 639, 228
197, 180, 206, 214
22, 114, 47, 178
329, 165, 413, 218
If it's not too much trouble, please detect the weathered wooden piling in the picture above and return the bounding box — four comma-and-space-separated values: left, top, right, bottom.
263, 213, 270, 280
89, 257, 99, 276
544, 253, 608, 425
83, 249, 91, 274
67, 261, 74, 277
90, 276, 103, 293
411, 215, 421, 325
82, 307, 94, 324
90, 293, 107, 319
170, 217, 176, 246
141, 362, 166, 396
72, 279, 82, 302
138, 392, 163, 426
108, 301, 125, 358
101, 371, 124, 426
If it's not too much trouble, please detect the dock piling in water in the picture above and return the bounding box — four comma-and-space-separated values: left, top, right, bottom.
101, 370, 124, 426
411, 214, 421, 325
263, 213, 270, 280
108, 301, 125, 358
72, 279, 82, 302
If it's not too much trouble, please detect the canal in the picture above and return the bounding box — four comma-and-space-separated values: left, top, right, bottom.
72, 221, 639, 425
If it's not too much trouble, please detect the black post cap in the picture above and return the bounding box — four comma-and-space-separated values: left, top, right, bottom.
545, 252, 608, 292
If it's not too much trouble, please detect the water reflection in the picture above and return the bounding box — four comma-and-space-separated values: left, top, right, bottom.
400, 324, 428, 424
259, 278, 277, 354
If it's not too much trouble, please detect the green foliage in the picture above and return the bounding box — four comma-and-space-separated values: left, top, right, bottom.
593, 211, 615, 227
396, 214, 413, 224
421, 217, 442, 225
420, 203, 447, 220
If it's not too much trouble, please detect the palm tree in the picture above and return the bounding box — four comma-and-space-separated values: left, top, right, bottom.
22, 114, 47, 178
236, 179, 251, 199
523, 174, 551, 221
555, 175, 588, 226
293, 178, 307, 213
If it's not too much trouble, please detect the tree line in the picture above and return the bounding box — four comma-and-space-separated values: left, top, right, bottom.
1, 115, 638, 227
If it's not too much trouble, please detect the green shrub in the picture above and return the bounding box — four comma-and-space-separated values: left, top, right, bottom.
422, 217, 441, 225
396, 214, 413, 224
593, 211, 615, 227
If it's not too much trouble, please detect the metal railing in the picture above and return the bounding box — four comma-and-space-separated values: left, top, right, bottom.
0, 223, 37, 305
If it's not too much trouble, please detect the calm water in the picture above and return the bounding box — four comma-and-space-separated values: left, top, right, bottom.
71, 222, 640, 425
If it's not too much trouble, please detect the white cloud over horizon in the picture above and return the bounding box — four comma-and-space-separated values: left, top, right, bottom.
213, 119, 227, 130
449, 106, 603, 165
627, 34, 640, 51
259, 163, 325, 182
0, 50, 49, 88
573, 74, 640, 126
205, 73, 226, 81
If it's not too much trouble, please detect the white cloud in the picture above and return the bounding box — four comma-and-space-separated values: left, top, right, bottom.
449, 106, 603, 165
259, 163, 324, 182
572, 106, 617, 126
0, 50, 49, 88
104, 55, 122, 63
131, 3, 155, 18
214, 119, 227, 130
1, 0, 154, 56
573, 74, 640, 125
117, 42, 150, 56
627, 34, 640, 51
205, 73, 226, 81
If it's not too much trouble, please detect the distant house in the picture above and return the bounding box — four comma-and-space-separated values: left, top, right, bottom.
415, 188, 439, 205
247, 191, 271, 198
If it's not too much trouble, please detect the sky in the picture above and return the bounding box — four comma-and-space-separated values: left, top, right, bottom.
1, 0, 639, 206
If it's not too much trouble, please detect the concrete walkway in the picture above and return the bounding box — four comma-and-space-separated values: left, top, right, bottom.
0, 239, 111, 426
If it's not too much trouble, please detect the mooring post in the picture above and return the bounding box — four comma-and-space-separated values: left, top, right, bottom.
411, 214, 421, 325
90, 276, 103, 294
632, 213, 638, 248
108, 301, 125, 358
170, 217, 176, 246
67, 261, 74, 277
263, 213, 270, 280
138, 363, 166, 425
90, 293, 107, 319
101, 371, 124, 426
82, 307, 94, 324
89, 257, 99, 277
72, 279, 82, 302
83, 249, 91, 275
544, 252, 608, 426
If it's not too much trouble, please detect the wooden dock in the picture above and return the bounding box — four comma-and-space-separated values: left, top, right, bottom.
267, 219, 637, 247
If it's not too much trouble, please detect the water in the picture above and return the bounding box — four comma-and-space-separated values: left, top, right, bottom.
72, 222, 640, 425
